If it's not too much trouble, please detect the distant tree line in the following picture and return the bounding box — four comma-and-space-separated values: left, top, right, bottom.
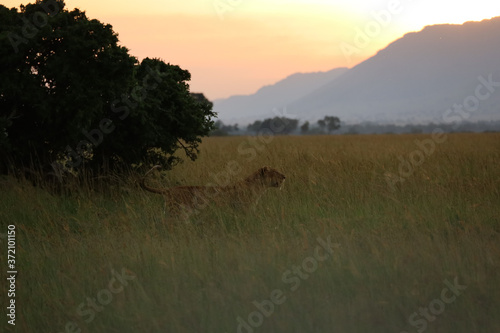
247, 117, 300, 134
337, 120, 500, 135
211, 115, 342, 136
210, 116, 500, 136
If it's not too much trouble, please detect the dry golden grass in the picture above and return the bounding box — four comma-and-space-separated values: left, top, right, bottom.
1, 133, 499, 332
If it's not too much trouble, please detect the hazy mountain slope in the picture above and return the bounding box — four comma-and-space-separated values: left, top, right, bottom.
288, 17, 500, 124
213, 67, 348, 124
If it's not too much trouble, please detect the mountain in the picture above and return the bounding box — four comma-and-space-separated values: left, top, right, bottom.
213, 67, 348, 124
287, 17, 500, 124
215, 17, 500, 125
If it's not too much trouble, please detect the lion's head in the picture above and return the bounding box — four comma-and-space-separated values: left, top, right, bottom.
244, 166, 286, 188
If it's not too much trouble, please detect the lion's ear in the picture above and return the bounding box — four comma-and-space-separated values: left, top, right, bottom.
260, 166, 270, 175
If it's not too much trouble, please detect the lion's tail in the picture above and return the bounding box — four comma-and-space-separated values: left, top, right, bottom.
140, 165, 169, 195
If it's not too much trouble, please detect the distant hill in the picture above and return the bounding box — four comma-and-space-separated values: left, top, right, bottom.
215, 17, 500, 125
213, 67, 348, 124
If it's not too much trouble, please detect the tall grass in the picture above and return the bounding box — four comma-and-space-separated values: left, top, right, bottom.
1, 133, 499, 332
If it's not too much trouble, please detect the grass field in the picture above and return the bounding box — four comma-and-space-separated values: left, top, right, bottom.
1, 133, 500, 333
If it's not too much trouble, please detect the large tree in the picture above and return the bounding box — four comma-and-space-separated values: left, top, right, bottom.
0, 0, 215, 174
317, 116, 341, 134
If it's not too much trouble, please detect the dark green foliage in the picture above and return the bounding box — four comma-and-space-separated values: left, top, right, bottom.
300, 121, 309, 134
247, 117, 298, 134
210, 120, 238, 136
317, 116, 341, 133
0, 1, 215, 174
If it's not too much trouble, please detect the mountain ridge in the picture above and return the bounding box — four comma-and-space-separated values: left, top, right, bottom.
213, 67, 348, 124
214, 17, 500, 125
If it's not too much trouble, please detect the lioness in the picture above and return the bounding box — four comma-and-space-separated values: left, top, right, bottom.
140, 166, 286, 218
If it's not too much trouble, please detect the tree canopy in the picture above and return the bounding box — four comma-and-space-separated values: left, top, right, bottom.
210, 120, 239, 136
0, 0, 215, 175
247, 117, 298, 135
317, 116, 341, 134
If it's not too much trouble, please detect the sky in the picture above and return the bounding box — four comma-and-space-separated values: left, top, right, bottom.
4, 0, 500, 100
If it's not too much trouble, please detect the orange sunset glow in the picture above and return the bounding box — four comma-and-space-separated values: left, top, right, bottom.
2, 2, 500, 331
4, 0, 500, 99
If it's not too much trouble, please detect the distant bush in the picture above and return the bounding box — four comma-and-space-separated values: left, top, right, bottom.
210, 120, 239, 136
247, 117, 298, 134
317, 116, 341, 134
